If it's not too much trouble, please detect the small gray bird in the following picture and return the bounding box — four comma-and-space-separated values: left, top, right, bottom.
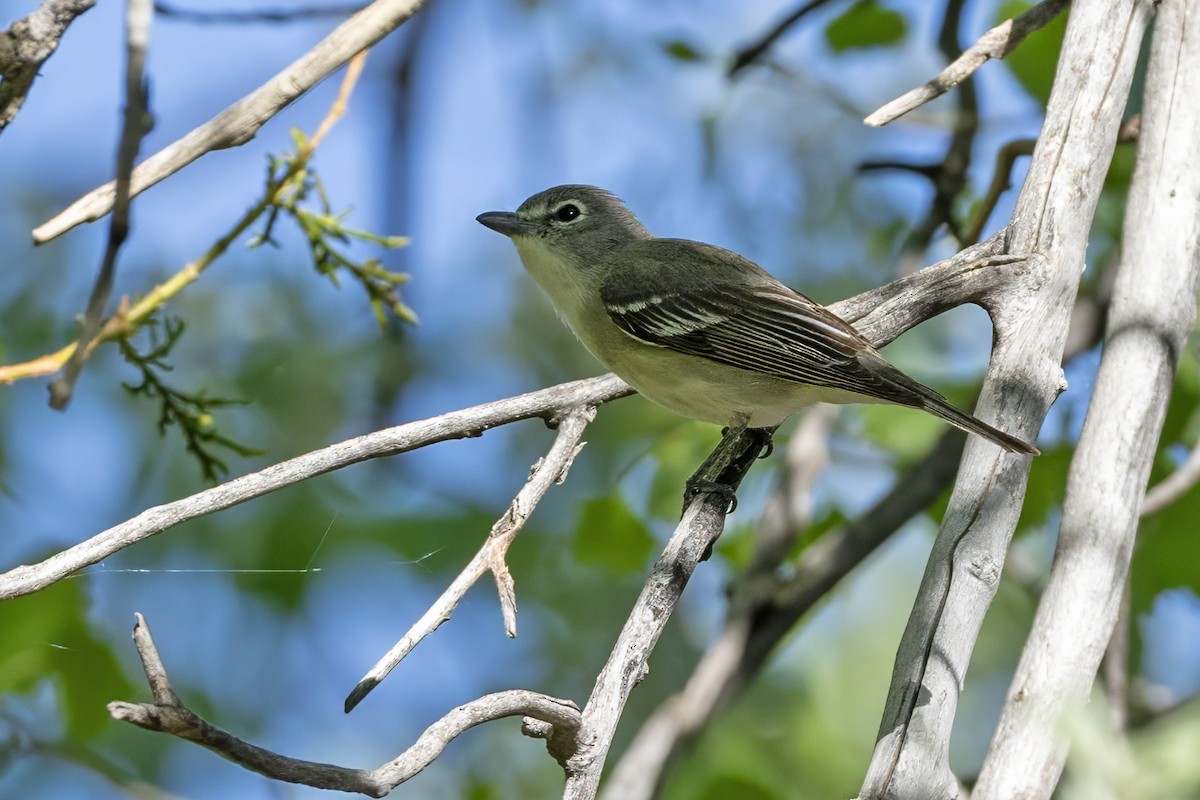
477, 185, 1037, 456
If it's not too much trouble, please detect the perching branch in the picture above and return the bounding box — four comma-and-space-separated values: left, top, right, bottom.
0, 0, 97, 135
601, 406, 839, 800
864, 0, 1070, 127
32, 0, 426, 244
111, 614, 582, 797
48, 0, 154, 410
344, 406, 596, 712
562, 426, 774, 800
604, 423, 966, 800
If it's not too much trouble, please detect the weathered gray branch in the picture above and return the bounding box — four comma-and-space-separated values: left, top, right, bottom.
865, 0, 1070, 127
561, 427, 773, 799
344, 407, 595, 712
0, 0, 96, 134
860, 1, 1155, 797
0, 374, 632, 601
975, 2, 1200, 794
32, 0, 426, 244
112, 614, 581, 797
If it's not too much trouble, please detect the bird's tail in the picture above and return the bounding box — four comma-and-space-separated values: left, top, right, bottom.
871, 358, 1039, 455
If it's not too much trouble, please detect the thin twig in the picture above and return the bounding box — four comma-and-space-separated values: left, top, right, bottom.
1, 52, 368, 386
0, 374, 633, 602
48, 0, 154, 409
1140, 437, 1200, 517
900, 0, 978, 255
154, 1, 364, 24
0, 0, 97, 135
32, 0, 426, 244
727, 0, 835, 77
864, 0, 1070, 127
112, 614, 582, 796
962, 138, 1036, 246
344, 407, 596, 712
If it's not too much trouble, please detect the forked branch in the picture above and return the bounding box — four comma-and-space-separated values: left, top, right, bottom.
111, 614, 582, 797
344, 407, 596, 712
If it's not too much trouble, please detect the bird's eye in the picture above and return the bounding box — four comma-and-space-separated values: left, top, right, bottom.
555, 204, 581, 222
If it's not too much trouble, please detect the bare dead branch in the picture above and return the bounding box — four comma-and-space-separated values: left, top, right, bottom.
0, 374, 632, 602
601, 407, 837, 800
344, 407, 595, 712
32, 0, 426, 244
864, 0, 1070, 127
113, 614, 581, 797
48, 0, 154, 410
0, 0, 97, 135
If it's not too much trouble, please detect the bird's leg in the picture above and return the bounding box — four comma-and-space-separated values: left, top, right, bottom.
681, 422, 777, 518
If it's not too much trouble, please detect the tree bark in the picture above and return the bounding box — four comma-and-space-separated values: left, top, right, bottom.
974, 2, 1200, 795
860, 1, 1155, 797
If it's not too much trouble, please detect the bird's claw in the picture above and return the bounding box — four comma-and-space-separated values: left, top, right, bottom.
683, 479, 738, 515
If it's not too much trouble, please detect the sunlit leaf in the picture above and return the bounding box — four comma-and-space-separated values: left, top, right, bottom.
825, 0, 907, 52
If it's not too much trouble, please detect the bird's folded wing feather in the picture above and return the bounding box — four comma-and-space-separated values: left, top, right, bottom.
602, 281, 920, 405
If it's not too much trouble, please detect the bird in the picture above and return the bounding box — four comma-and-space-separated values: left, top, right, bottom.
477, 185, 1038, 457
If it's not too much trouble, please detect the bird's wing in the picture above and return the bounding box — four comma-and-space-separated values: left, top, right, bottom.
599, 243, 919, 404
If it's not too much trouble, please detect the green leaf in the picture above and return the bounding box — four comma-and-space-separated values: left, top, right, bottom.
573, 496, 655, 573
0, 579, 133, 739
825, 0, 907, 52
997, 0, 1069, 105
661, 39, 705, 62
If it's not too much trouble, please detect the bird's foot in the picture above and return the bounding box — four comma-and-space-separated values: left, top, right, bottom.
683, 478, 738, 515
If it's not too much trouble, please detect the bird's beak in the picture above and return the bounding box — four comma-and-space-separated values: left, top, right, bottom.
476, 211, 531, 238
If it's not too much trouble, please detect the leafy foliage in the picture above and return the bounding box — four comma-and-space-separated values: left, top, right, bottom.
252, 129, 416, 329
825, 0, 907, 52
119, 316, 260, 482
